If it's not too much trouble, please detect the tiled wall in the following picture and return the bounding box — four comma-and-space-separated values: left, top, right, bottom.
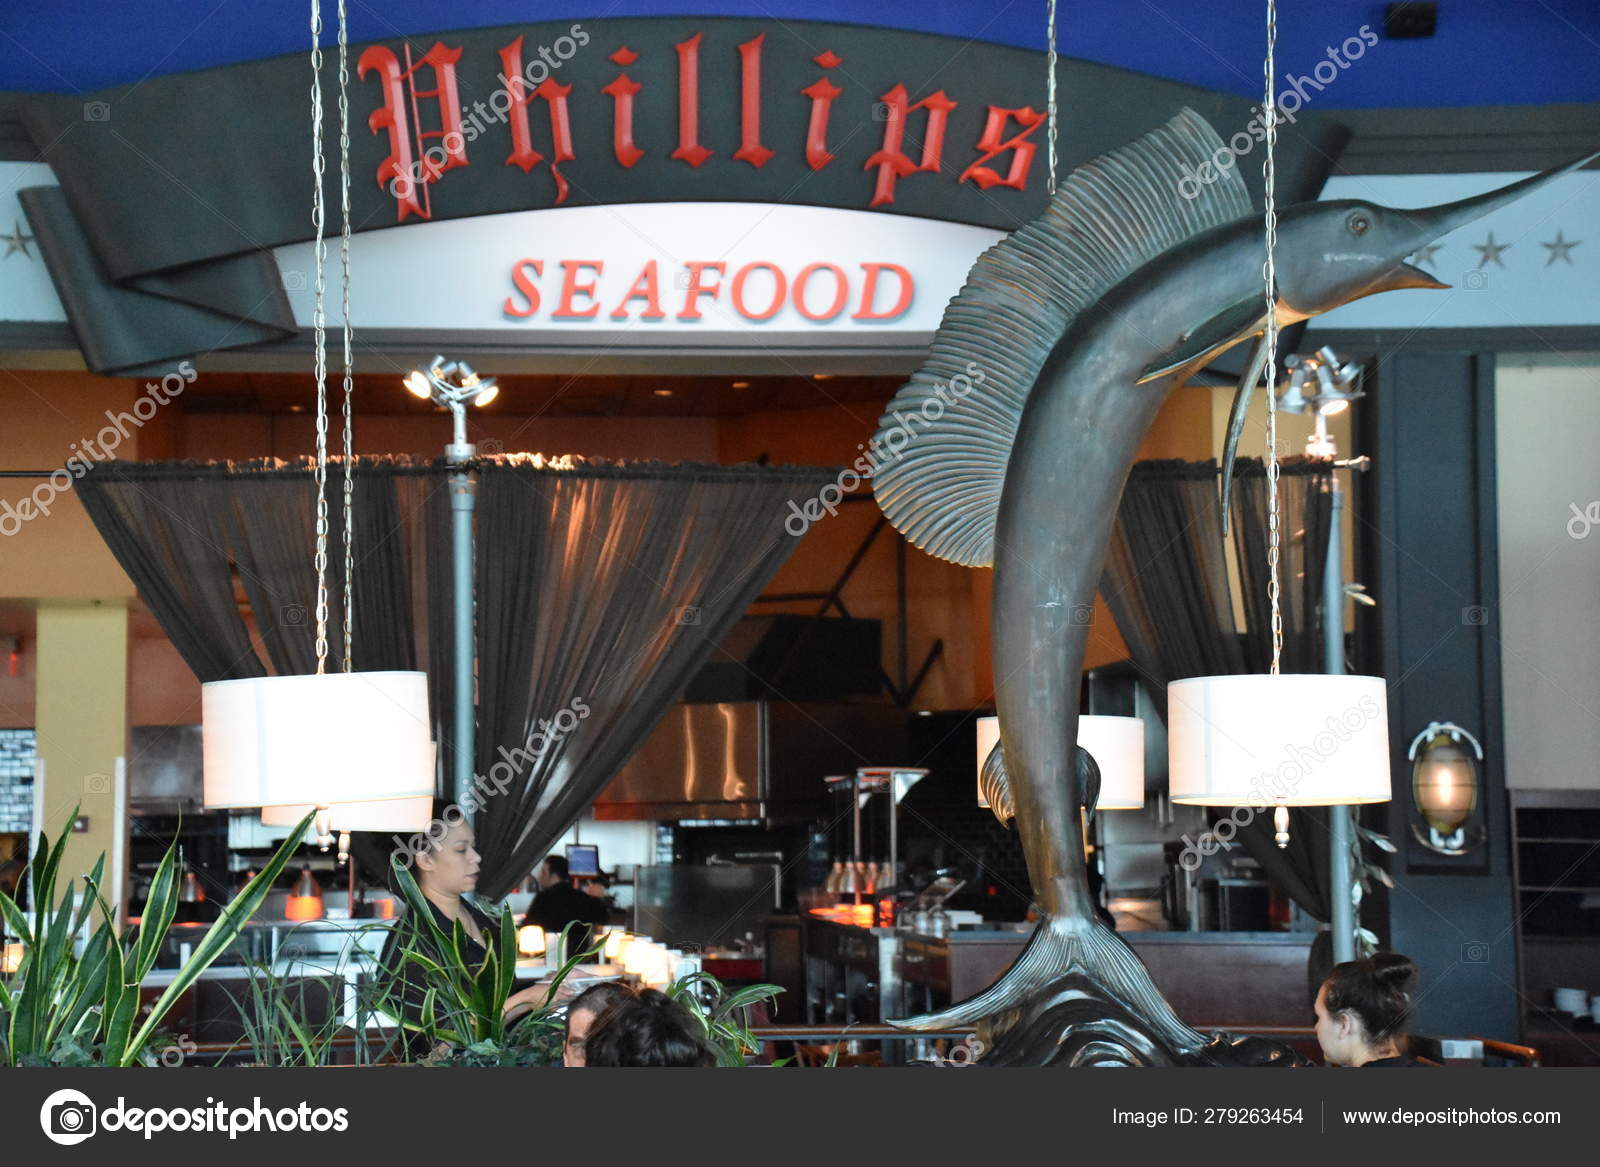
0, 728, 36, 835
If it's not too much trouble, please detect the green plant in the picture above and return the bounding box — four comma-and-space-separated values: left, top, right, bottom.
223, 927, 390, 1067
666, 971, 784, 1067
1352, 823, 1397, 957
0, 806, 312, 1067
380, 856, 598, 1064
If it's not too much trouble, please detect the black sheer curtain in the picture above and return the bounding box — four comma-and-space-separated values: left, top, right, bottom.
469, 460, 833, 899
1101, 457, 1336, 923
75, 456, 831, 898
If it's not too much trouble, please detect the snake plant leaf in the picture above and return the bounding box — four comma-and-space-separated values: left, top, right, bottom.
132, 841, 179, 984
494, 908, 516, 1020
31, 809, 73, 936
0, 887, 33, 948
71, 854, 105, 936
101, 913, 138, 1065
712, 983, 785, 1022
119, 811, 312, 1065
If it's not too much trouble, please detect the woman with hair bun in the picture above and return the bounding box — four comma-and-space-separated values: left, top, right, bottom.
1314, 952, 1431, 1067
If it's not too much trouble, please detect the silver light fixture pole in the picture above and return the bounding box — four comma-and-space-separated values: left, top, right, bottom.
405, 357, 499, 804
1278, 346, 1366, 961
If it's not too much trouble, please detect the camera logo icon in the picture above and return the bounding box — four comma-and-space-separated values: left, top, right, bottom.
1463, 270, 1489, 291
82, 101, 111, 123
40, 1088, 97, 1145
1462, 940, 1490, 964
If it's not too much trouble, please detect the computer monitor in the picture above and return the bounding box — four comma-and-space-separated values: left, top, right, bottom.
565, 843, 601, 878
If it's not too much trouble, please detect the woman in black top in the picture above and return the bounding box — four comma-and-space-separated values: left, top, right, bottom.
1314, 952, 1431, 1066
378, 801, 546, 1059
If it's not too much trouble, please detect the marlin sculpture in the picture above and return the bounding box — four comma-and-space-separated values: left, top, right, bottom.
873, 109, 1596, 1066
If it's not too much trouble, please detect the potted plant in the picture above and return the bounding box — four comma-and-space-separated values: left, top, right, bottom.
0, 806, 312, 1066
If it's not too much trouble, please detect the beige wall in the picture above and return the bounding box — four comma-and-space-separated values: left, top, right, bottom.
34, 601, 128, 890
1495, 353, 1600, 790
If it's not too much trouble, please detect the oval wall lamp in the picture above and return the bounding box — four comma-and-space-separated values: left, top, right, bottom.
1407, 721, 1486, 856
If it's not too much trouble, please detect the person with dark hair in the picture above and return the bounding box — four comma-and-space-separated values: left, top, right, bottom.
522, 854, 608, 962
563, 981, 636, 1067
379, 800, 548, 1059
1314, 952, 1430, 1067
581, 988, 717, 1067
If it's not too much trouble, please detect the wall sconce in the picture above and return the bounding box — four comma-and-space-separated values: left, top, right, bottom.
285, 866, 325, 921
518, 925, 547, 958
1407, 721, 1486, 855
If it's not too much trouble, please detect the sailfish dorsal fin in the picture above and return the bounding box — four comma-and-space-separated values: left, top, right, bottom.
870, 107, 1251, 567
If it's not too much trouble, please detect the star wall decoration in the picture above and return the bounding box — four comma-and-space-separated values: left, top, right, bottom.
1471, 231, 1511, 268
2, 220, 34, 260
1411, 242, 1443, 268
1540, 229, 1581, 266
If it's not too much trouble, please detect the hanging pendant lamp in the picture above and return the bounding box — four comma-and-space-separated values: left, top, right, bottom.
1165, 0, 1389, 829
203, 0, 433, 815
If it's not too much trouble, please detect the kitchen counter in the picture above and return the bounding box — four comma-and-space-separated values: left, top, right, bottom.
898, 927, 1318, 1029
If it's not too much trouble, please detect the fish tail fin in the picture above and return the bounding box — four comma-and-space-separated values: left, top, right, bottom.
889, 915, 1204, 1050
890, 914, 1080, 1030
981, 740, 1097, 828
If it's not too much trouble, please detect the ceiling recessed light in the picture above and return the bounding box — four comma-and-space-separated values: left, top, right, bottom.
289, 405, 305, 413
811, 373, 834, 381
653, 388, 674, 397
731, 381, 750, 390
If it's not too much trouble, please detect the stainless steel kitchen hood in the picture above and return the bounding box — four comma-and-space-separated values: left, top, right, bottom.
593, 701, 908, 821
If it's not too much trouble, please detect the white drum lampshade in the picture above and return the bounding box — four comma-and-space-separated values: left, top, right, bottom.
975, 714, 1145, 810
259, 793, 435, 832
975, 715, 1000, 808
1168, 674, 1391, 806
1078, 715, 1146, 810
203, 671, 435, 809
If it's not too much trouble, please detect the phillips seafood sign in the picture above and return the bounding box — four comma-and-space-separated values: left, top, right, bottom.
15, 17, 1340, 372
358, 21, 1047, 224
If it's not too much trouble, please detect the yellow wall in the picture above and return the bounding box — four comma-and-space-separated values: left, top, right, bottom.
34, 601, 128, 892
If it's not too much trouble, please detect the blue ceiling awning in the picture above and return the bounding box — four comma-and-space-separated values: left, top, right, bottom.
3, 0, 1599, 107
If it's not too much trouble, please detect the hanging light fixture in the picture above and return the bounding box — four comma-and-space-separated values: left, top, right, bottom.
1278, 347, 1364, 457
1166, 0, 1391, 877
202, 0, 433, 828
1169, 675, 1392, 808
1407, 721, 1486, 855
976, 714, 1145, 810
285, 865, 326, 921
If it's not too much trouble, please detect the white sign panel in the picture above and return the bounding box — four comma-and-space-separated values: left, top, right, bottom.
272, 201, 1005, 347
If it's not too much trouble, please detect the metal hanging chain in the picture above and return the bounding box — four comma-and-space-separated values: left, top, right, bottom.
1045, 0, 1059, 195
337, 0, 355, 673
309, 0, 331, 675
1262, 0, 1283, 676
